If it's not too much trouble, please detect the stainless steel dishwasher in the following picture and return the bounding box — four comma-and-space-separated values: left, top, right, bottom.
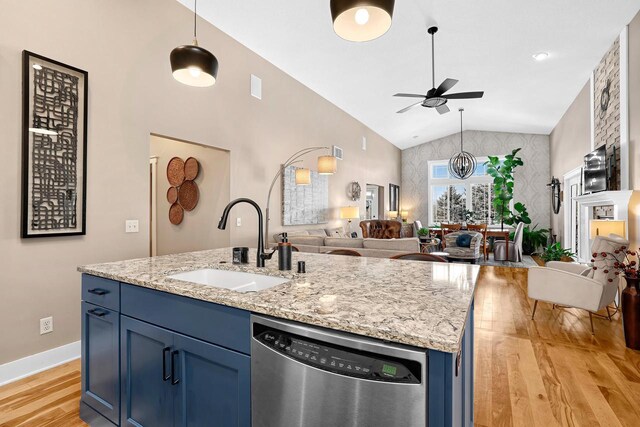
251, 315, 428, 427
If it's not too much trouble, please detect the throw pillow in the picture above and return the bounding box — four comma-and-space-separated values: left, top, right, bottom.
456, 233, 472, 248
325, 227, 347, 238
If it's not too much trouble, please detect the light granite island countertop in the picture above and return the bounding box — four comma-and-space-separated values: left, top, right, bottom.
79, 248, 480, 353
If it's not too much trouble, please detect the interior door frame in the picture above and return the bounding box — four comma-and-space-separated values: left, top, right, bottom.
563, 166, 582, 254
149, 156, 158, 257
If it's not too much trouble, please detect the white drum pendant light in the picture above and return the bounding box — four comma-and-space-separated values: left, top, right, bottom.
448, 108, 477, 180
170, 0, 219, 87
330, 0, 395, 42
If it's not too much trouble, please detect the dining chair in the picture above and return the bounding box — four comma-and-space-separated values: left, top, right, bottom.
326, 249, 362, 257
467, 223, 489, 261
391, 253, 448, 262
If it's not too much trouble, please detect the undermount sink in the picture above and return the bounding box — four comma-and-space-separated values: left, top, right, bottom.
168, 268, 289, 293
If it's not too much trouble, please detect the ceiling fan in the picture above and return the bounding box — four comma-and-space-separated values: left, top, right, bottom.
394, 26, 484, 115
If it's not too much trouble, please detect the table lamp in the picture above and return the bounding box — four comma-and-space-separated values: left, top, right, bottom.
590, 219, 626, 239
401, 210, 409, 222
389, 211, 398, 220
340, 206, 360, 236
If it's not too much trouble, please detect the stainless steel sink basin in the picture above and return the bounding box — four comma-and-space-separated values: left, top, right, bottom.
168, 268, 289, 292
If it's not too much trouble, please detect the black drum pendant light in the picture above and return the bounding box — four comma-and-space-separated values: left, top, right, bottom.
330, 0, 395, 42
448, 108, 477, 180
170, 0, 218, 87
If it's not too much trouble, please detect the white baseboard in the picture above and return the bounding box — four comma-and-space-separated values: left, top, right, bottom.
0, 341, 81, 386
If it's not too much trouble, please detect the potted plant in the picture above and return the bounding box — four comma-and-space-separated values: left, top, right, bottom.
591, 245, 640, 350
540, 243, 575, 263
485, 148, 532, 230
417, 227, 430, 242
510, 225, 549, 255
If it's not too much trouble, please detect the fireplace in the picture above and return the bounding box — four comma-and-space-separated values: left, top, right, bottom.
572, 191, 632, 262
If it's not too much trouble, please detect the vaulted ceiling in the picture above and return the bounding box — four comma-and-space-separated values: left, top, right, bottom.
177, 0, 640, 149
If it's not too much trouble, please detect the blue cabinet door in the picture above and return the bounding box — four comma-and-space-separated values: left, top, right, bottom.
121, 316, 175, 427
81, 302, 120, 425
173, 333, 251, 427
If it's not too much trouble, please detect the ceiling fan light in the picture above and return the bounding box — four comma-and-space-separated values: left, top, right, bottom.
330, 0, 395, 42
423, 96, 447, 108
170, 44, 218, 87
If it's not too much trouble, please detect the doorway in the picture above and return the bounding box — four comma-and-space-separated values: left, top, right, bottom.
563, 167, 582, 257
149, 134, 231, 256
365, 184, 384, 220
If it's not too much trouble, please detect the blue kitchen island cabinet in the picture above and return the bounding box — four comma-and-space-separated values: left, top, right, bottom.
120, 316, 251, 427
80, 273, 474, 427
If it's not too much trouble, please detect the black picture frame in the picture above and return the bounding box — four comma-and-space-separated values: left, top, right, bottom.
389, 183, 400, 212
21, 51, 88, 238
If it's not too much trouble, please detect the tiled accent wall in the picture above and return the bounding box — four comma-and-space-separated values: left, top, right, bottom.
402, 130, 551, 228
593, 37, 621, 190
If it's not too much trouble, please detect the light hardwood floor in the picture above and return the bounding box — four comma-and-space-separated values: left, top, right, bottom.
0, 265, 638, 426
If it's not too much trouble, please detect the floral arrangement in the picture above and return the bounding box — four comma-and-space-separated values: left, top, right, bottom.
591, 245, 639, 281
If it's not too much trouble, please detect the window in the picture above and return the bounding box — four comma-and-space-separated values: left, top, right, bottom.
428, 158, 502, 225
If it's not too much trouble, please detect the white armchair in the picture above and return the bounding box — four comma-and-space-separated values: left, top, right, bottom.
528, 234, 629, 334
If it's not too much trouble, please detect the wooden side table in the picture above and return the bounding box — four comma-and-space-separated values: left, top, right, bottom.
420, 238, 440, 253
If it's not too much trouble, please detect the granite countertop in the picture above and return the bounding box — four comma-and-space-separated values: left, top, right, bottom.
78, 248, 480, 353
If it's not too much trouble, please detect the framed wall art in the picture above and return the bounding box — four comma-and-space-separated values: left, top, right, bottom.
21, 51, 88, 238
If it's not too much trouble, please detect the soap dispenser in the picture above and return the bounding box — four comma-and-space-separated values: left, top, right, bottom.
278, 233, 292, 271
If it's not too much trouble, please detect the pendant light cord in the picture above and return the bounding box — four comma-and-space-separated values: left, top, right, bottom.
193, 0, 198, 43
460, 109, 464, 151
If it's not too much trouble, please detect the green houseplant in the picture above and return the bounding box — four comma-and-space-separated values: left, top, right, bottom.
540, 243, 575, 263
417, 227, 429, 241
510, 225, 549, 255
485, 148, 532, 230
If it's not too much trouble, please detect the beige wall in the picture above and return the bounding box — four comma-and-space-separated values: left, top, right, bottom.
150, 135, 231, 256
548, 82, 591, 240
549, 10, 640, 249
0, 0, 400, 364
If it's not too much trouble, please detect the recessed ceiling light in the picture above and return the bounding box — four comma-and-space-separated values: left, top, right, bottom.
532, 52, 549, 61
32, 64, 42, 70
412, 135, 419, 139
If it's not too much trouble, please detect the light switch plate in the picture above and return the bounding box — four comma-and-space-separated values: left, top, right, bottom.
236, 217, 242, 227
251, 74, 262, 99
125, 220, 139, 233
362, 136, 367, 151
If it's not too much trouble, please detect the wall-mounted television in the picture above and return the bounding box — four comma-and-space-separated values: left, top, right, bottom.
583, 145, 607, 194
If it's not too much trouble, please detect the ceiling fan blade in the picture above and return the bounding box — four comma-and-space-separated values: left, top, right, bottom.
443, 91, 484, 99
396, 101, 423, 114
436, 104, 450, 115
393, 93, 426, 98
434, 78, 458, 96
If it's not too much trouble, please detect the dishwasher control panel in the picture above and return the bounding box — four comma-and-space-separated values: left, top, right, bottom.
255, 329, 420, 384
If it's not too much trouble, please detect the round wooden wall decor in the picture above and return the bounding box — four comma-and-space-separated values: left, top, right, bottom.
184, 157, 200, 181
167, 186, 178, 204
169, 203, 184, 225
178, 180, 199, 211
167, 157, 186, 186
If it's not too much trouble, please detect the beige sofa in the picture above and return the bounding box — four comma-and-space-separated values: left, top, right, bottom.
272, 228, 420, 258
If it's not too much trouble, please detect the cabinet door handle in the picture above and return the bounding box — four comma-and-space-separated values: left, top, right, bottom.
162, 347, 171, 381
87, 308, 109, 317
171, 350, 180, 385
87, 288, 109, 296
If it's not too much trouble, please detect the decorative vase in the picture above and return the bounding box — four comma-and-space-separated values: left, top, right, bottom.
622, 276, 640, 350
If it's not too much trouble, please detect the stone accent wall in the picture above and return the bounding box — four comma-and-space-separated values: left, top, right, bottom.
593, 37, 621, 190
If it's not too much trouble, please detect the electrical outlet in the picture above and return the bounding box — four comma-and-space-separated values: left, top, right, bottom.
236, 217, 242, 227
125, 219, 139, 233
40, 317, 53, 335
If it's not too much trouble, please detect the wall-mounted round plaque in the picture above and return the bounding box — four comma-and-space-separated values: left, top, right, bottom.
167, 157, 186, 186
184, 157, 200, 181
167, 186, 178, 204
178, 180, 199, 211
169, 203, 184, 225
